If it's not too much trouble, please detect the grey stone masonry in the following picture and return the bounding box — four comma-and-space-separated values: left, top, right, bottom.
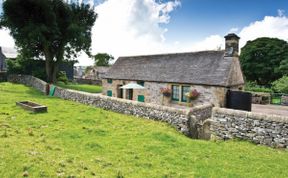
211, 107, 288, 148
8, 74, 47, 93
54, 86, 191, 135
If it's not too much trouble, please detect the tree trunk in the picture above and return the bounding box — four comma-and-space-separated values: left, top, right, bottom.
44, 45, 64, 83
44, 46, 55, 83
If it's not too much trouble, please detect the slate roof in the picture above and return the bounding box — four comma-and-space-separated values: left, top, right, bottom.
105, 51, 244, 87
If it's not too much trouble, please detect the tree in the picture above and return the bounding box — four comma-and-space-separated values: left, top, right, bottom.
94, 53, 114, 66
240, 37, 288, 86
272, 76, 288, 94
0, 0, 97, 83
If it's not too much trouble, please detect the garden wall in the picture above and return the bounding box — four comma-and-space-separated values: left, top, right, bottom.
251, 92, 270, 105
74, 78, 102, 85
210, 107, 288, 148
8, 74, 47, 93
8, 74, 213, 138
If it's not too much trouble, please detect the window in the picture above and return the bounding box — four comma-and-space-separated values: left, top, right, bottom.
181, 86, 190, 102
138, 95, 145, 102
107, 90, 112, 97
172, 85, 180, 101
107, 79, 113, 84
137, 81, 145, 86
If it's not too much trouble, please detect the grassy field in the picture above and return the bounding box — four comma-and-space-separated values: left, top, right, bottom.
1, 82, 288, 177
56, 82, 102, 93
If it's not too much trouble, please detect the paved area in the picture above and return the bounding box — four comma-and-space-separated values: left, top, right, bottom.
252, 104, 288, 117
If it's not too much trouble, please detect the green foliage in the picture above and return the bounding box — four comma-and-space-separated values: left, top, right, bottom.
240, 37, 288, 85
244, 81, 272, 93
57, 71, 69, 84
2, 82, 288, 177
1, 0, 97, 82
94, 53, 114, 66
7, 56, 46, 80
56, 82, 102, 93
272, 76, 288, 93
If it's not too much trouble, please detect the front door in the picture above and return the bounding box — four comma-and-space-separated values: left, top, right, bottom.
127, 89, 133, 100
117, 85, 123, 98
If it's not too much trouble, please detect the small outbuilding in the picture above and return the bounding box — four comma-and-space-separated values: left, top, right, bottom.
102, 34, 244, 107
0, 47, 17, 71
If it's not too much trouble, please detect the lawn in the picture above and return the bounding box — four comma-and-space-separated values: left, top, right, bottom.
56, 82, 102, 93
1, 82, 288, 177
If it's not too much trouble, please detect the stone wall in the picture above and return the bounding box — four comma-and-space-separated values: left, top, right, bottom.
282, 96, 288, 106
54, 86, 191, 135
74, 78, 102, 85
8, 74, 47, 93
8, 74, 214, 138
251, 92, 271, 105
210, 107, 288, 148
0, 72, 7, 82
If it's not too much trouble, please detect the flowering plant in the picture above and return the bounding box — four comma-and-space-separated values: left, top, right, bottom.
185, 89, 200, 100
160, 87, 171, 97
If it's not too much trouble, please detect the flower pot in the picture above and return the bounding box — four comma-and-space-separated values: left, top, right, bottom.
163, 93, 171, 97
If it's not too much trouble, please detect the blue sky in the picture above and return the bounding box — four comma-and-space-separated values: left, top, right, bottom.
0, 0, 288, 66
165, 0, 288, 42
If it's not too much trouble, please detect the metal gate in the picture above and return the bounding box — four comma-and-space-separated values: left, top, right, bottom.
226, 90, 252, 111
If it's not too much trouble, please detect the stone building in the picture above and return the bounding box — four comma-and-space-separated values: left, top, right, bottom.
84, 66, 110, 80
102, 34, 244, 107
0, 48, 6, 71
0, 47, 18, 71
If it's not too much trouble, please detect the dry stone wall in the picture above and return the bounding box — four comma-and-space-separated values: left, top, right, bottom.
211, 107, 288, 148
54, 86, 191, 135
8, 74, 47, 93
8, 74, 213, 138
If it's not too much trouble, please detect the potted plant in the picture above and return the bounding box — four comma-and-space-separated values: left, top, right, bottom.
160, 87, 171, 97
185, 89, 200, 101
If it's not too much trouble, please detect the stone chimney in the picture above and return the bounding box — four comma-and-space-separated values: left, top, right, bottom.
224, 33, 240, 57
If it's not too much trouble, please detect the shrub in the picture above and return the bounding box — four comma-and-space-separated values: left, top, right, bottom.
57, 71, 68, 84
244, 81, 272, 93
272, 76, 288, 94
7, 56, 46, 80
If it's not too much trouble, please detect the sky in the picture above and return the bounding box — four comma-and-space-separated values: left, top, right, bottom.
0, 0, 288, 66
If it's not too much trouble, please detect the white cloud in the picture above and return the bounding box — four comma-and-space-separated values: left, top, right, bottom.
278, 9, 285, 17
239, 15, 288, 47
88, 0, 180, 65
0, 28, 15, 48
229, 27, 239, 33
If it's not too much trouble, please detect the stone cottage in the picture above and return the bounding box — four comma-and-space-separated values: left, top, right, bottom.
102, 33, 244, 107
0, 48, 6, 71
0, 47, 17, 71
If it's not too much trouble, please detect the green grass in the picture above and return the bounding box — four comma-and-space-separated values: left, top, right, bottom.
271, 97, 281, 105
56, 82, 102, 93
1, 82, 288, 177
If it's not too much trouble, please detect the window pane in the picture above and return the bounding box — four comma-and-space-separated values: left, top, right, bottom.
172, 85, 179, 101
137, 81, 145, 86
181, 86, 190, 102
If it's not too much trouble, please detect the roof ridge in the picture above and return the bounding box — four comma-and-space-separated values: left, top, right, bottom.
119, 50, 225, 59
